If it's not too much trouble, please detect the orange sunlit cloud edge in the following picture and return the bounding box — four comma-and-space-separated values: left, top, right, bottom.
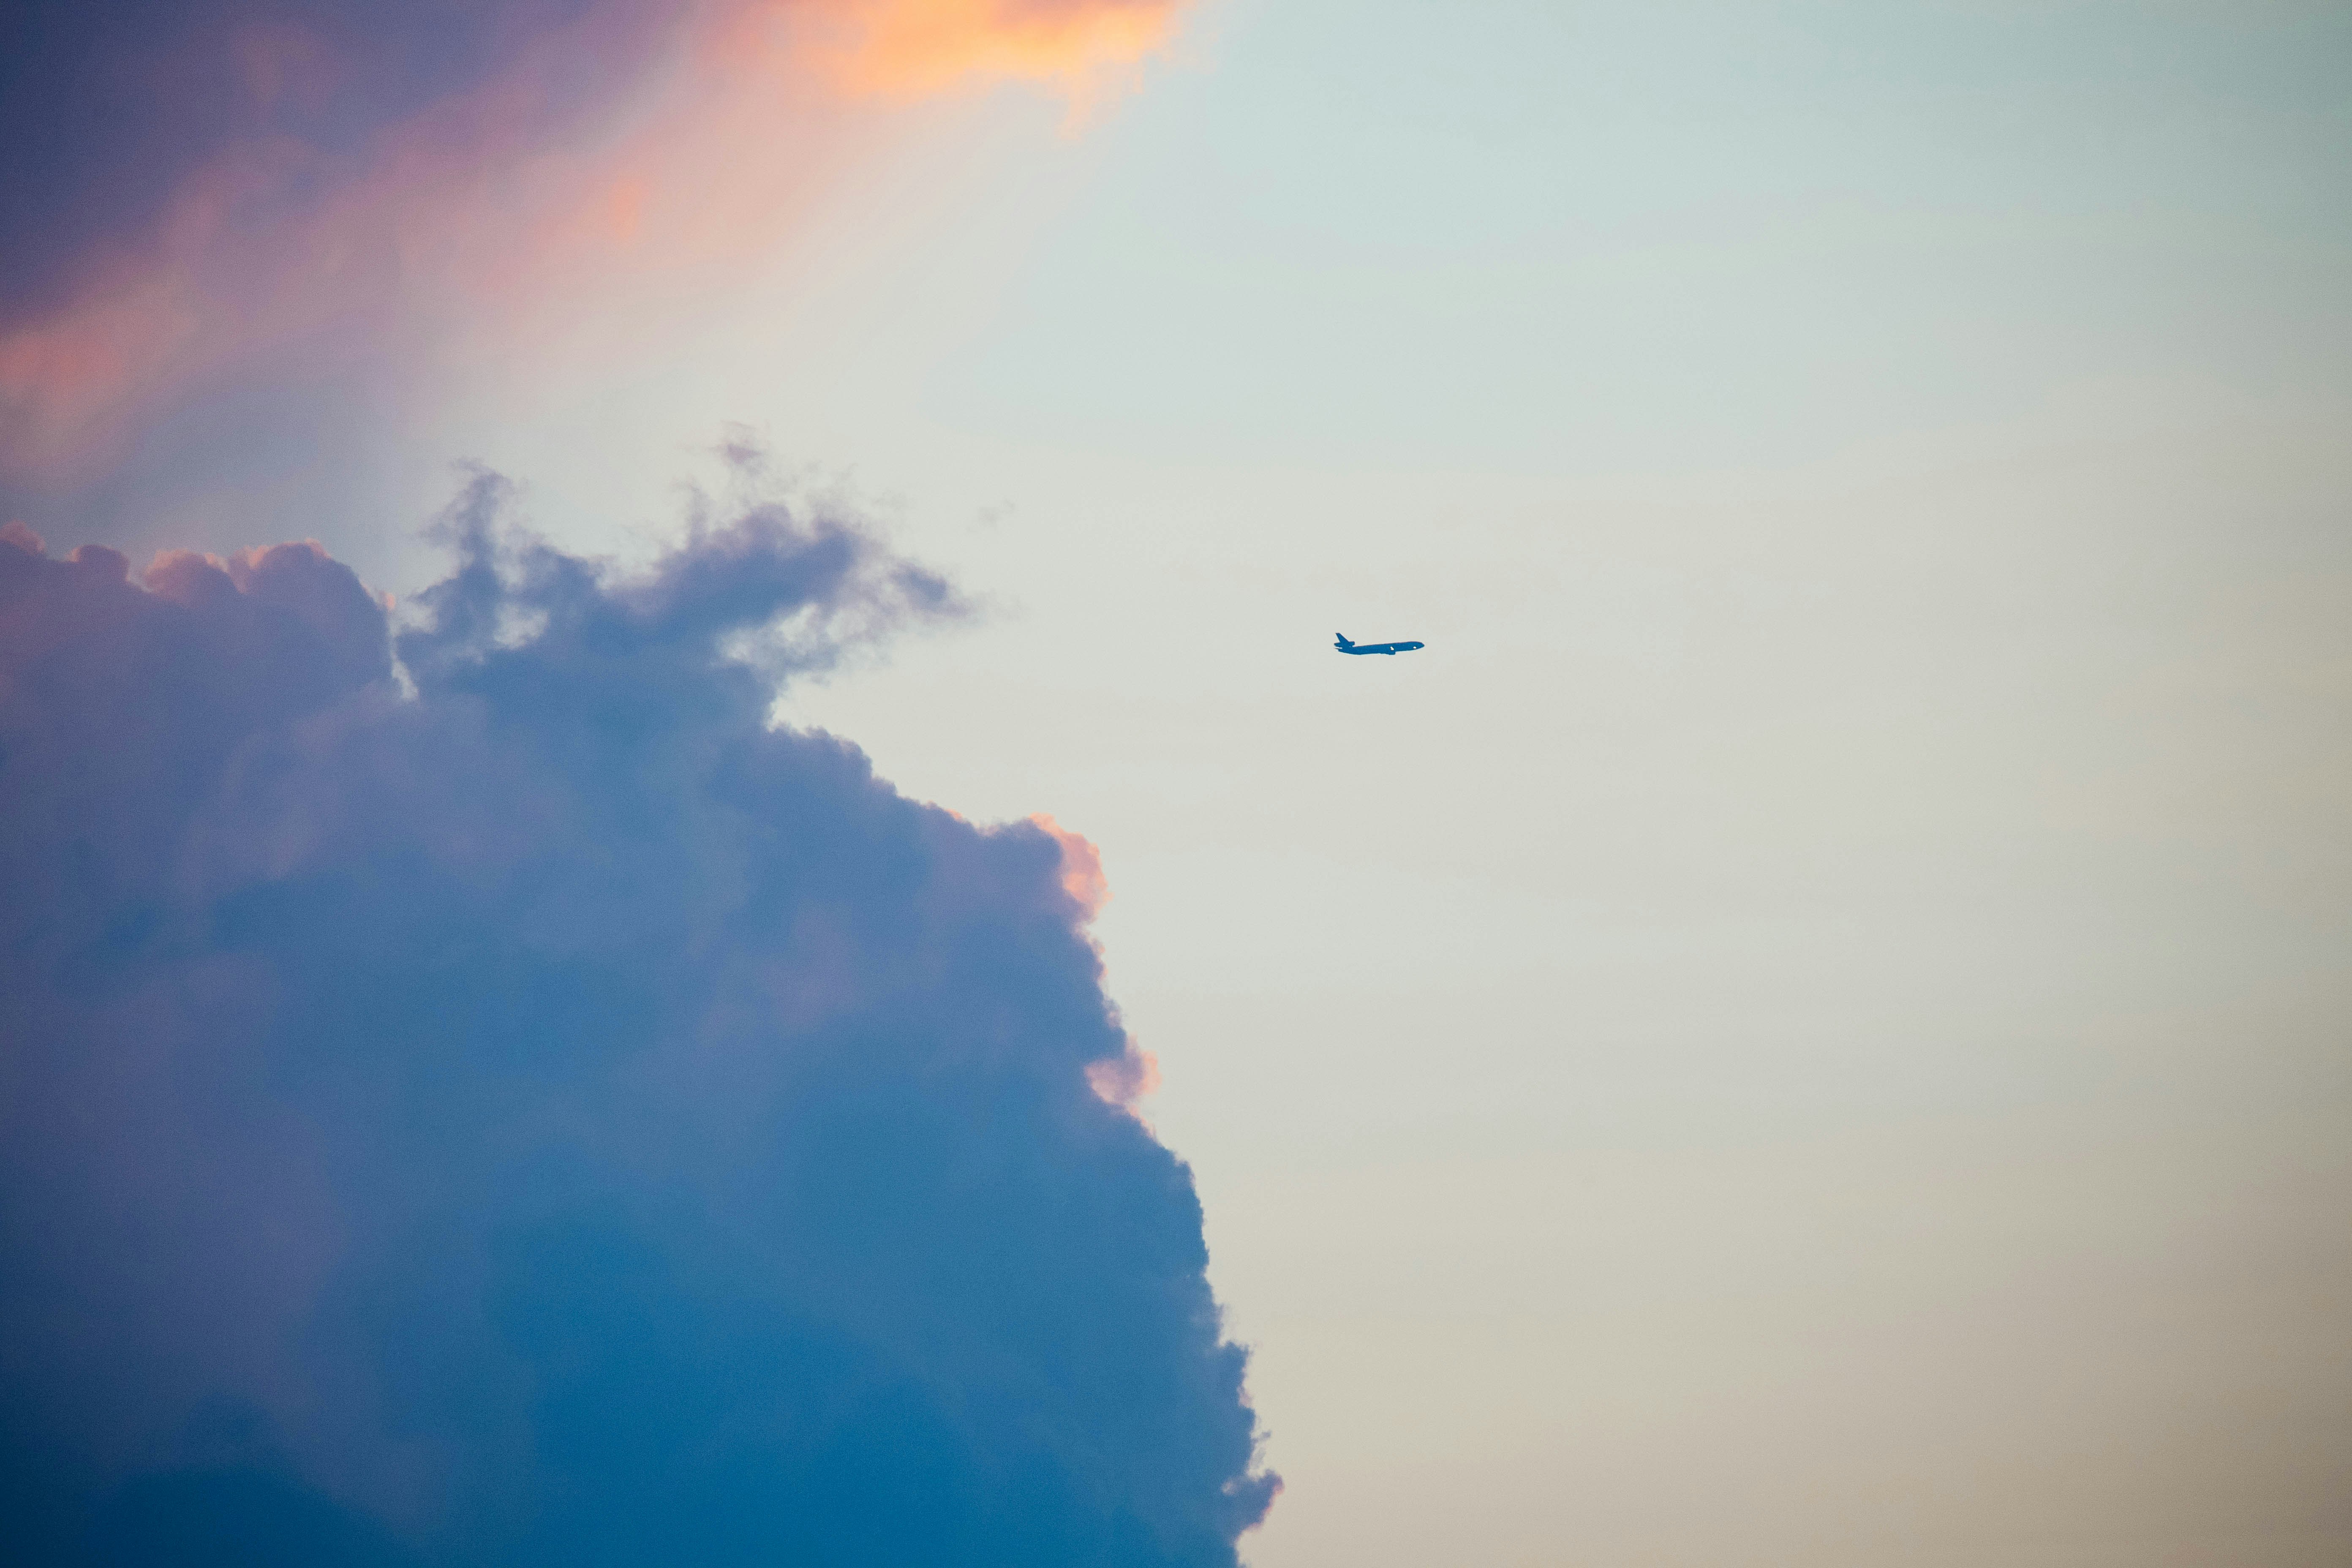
802, 0, 1185, 102
1028, 810, 1165, 1115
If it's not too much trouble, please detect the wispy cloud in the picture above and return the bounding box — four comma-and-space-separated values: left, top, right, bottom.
0, 0, 1191, 489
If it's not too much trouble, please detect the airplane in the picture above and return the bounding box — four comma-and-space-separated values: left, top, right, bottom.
1334, 632, 1425, 656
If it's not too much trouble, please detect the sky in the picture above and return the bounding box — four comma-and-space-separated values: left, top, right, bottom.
3, 2, 2349, 1565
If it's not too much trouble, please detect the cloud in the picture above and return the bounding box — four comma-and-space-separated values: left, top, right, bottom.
0, 474, 1275, 1564
805, 0, 1189, 103
0, 0, 1191, 489
0, 0, 678, 483
0, 0, 635, 331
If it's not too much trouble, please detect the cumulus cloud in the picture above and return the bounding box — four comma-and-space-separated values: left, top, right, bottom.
0, 477, 1272, 1565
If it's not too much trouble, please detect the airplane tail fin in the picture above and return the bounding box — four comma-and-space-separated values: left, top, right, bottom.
1334, 633, 1354, 649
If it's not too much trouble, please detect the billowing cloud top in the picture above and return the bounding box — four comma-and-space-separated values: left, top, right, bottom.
0, 481, 1274, 1563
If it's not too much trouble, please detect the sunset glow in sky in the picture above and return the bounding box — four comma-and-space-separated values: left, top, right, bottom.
4, 3, 2349, 1565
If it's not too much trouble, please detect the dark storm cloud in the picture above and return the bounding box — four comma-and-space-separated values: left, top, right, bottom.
0, 479, 1277, 1565
0, 0, 640, 327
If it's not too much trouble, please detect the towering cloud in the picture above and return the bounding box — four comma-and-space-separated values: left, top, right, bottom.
0, 476, 1275, 1564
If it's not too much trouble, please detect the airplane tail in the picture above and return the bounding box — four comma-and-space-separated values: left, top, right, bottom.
1334, 633, 1354, 649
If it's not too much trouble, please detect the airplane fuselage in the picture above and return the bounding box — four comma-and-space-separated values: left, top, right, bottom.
1334, 634, 1425, 656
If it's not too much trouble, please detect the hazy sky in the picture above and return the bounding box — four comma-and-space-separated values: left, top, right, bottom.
5, 3, 2349, 1565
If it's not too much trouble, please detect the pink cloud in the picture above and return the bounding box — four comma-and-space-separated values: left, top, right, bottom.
1028, 811, 1113, 920
0, 0, 1192, 491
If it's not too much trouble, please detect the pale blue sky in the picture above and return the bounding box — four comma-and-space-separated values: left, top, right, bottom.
44, 3, 2351, 1562
368, 9, 2352, 1562
936, 0, 2351, 468
785, 8, 2351, 1564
